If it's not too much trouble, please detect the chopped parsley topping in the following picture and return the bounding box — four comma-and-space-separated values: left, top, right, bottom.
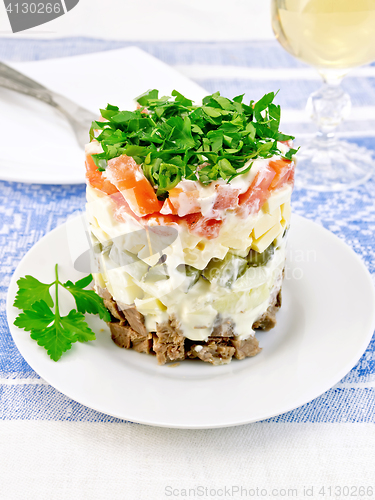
90, 90, 297, 198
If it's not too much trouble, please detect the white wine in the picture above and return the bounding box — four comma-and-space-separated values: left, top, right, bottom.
272, 0, 375, 72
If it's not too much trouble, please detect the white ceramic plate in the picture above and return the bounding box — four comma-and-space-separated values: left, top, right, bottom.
6, 214, 375, 429
0, 47, 206, 185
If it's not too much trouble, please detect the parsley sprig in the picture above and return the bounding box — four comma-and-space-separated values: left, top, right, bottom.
13, 265, 110, 361
90, 90, 297, 198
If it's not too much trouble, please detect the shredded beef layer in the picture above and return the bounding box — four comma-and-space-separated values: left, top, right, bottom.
100, 288, 282, 366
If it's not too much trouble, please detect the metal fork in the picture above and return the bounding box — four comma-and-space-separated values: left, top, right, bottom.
0, 61, 97, 148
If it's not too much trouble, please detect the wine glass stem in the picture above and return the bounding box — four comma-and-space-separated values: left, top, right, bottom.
307, 74, 351, 146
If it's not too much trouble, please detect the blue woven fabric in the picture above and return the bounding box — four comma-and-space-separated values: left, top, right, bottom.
0, 38, 374, 423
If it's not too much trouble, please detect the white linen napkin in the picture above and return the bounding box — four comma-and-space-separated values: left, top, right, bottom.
0, 47, 206, 184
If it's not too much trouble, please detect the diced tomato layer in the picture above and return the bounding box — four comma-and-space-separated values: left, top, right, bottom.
85, 153, 119, 196
87, 148, 294, 240
237, 166, 276, 215
269, 159, 293, 190
213, 185, 240, 210
111, 194, 221, 239
183, 213, 223, 240
148, 212, 222, 240
159, 198, 176, 215
106, 155, 163, 217
161, 187, 200, 216
163, 183, 241, 217
110, 191, 143, 224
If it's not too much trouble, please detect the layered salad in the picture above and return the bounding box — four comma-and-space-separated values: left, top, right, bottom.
85, 90, 296, 365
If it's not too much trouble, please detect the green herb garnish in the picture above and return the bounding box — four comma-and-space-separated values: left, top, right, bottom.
13, 265, 110, 361
90, 90, 297, 198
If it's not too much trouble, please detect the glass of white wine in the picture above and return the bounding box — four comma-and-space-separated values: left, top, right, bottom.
272, 0, 375, 191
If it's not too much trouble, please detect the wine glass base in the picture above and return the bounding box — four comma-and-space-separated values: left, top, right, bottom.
294, 138, 374, 191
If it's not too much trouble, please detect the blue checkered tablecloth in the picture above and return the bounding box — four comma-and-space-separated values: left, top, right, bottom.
1, 38, 375, 425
